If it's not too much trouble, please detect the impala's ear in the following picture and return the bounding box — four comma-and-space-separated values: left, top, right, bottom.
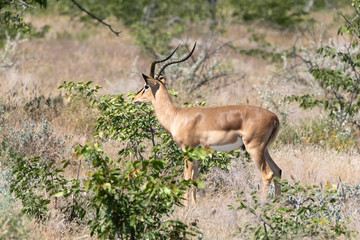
158, 75, 166, 85
142, 73, 158, 86
142, 73, 149, 84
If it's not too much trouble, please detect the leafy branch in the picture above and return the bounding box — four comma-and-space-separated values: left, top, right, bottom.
3, 0, 36, 23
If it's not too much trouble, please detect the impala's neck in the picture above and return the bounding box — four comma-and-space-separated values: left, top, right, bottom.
152, 84, 178, 133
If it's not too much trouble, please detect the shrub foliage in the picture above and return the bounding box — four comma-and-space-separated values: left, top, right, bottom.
1, 81, 204, 239
233, 177, 358, 239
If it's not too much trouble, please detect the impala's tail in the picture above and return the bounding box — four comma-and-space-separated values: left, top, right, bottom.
266, 115, 282, 195
267, 115, 280, 147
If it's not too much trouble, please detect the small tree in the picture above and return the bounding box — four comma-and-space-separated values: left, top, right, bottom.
289, 1, 360, 132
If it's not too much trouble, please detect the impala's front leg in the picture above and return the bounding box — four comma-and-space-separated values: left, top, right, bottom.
183, 156, 199, 205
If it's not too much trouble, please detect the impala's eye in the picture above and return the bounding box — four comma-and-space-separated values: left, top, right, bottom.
144, 85, 150, 90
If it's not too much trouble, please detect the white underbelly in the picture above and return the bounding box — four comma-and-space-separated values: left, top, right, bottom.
205, 136, 244, 152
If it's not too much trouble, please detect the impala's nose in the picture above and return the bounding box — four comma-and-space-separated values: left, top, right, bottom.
133, 96, 138, 104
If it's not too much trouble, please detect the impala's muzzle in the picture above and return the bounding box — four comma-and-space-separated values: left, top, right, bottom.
133, 87, 144, 104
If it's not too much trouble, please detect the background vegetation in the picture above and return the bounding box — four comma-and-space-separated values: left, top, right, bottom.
1, 0, 360, 239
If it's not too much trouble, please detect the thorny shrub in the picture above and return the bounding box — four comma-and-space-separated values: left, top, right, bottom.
287, 2, 360, 148
276, 117, 356, 151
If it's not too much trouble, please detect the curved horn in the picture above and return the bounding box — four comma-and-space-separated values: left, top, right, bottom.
155, 43, 196, 79
150, 44, 181, 78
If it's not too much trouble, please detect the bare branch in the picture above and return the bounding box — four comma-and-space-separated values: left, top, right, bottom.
327, 0, 360, 38
70, 0, 121, 36
165, 16, 183, 28
328, 1, 353, 26
6, 0, 35, 23
143, 0, 157, 26
16, 4, 27, 23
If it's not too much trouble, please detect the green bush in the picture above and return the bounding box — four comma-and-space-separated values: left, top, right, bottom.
230, 0, 311, 28
77, 142, 198, 239
65, 81, 202, 239
0, 81, 207, 239
233, 177, 358, 239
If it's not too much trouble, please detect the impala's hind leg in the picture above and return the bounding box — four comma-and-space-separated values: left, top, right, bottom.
246, 144, 274, 197
265, 149, 282, 196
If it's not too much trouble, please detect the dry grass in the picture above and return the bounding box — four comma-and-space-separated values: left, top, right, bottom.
274, 145, 360, 185
172, 145, 360, 239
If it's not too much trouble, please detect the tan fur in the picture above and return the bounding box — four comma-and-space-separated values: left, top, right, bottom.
134, 74, 282, 204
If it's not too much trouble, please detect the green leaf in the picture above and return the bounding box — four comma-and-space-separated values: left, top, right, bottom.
196, 180, 205, 189
53, 192, 64, 197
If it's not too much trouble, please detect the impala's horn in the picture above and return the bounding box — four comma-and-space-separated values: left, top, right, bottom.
150, 45, 181, 78
155, 43, 196, 79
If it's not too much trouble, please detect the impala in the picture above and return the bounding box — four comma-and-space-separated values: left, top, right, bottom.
133, 44, 282, 204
